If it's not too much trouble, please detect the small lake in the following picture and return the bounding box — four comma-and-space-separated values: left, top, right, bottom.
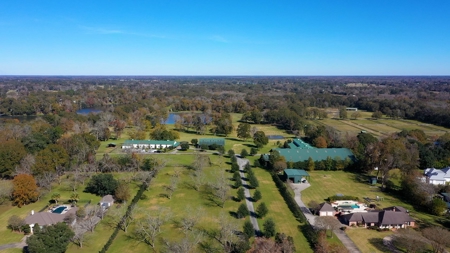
76, 108, 103, 115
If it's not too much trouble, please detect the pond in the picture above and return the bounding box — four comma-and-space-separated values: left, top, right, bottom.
76, 108, 103, 115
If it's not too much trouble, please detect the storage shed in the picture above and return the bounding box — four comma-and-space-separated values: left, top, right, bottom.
284, 169, 310, 183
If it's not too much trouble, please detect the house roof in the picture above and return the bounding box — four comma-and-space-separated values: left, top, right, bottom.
198, 138, 225, 146
100, 195, 114, 203
379, 211, 414, 225
383, 206, 407, 213
284, 169, 310, 177
319, 202, 335, 212
123, 140, 179, 146
25, 208, 78, 226
275, 147, 355, 162
424, 167, 450, 180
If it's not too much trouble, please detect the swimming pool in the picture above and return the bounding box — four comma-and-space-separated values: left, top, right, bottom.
52, 206, 67, 214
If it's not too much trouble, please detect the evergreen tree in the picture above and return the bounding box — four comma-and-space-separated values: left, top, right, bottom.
228, 149, 235, 157
240, 148, 249, 158
253, 190, 262, 202
250, 147, 258, 156
237, 187, 245, 202
263, 218, 276, 238
243, 220, 255, 238
307, 157, 315, 171
85, 173, 118, 196
257, 202, 268, 218
248, 174, 259, 188
237, 203, 249, 219
231, 162, 239, 173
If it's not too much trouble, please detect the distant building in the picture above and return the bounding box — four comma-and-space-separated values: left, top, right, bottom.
266, 139, 355, 163
100, 195, 114, 209
121, 140, 179, 150
283, 169, 310, 183
198, 138, 225, 147
424, 167, 450, 185
346, 107, 358, 111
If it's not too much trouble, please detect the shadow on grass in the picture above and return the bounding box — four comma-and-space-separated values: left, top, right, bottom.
368, 238, 391, 252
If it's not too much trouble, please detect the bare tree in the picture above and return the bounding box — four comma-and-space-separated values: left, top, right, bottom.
422, 227, 450, 253
307, 200, 321, 215
392, 228, 428, 253
35, 171, 57, 192
215, 214, 240, 253
71, 225, 87, 248
13, 154, 35, 176
162, 232, 203, 253
190, 167, 205, 191
134, 208, 172, 248
164, 175, 179, 199
0, 180, 13, 205
209, 170, 230, 208
248, 238, 281, 253
314, 216, 342, 238
178, 206, 204, 234
80, 216, 101, 232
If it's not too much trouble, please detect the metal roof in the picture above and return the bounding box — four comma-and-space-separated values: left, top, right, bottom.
284, 169, 310, 177
275, 147, 355, 162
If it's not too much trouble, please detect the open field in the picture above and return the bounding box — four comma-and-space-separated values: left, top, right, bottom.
345, 228, 392, 253
249, 165, 313, 252
316, 109, 449, 138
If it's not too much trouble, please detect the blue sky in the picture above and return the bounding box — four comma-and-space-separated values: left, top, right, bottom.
0, 1, 449, 75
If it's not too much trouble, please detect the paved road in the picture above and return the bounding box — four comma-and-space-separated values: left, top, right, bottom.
236, 157, 261, 236
0, 235, 28, 250
290, 183, 362, 253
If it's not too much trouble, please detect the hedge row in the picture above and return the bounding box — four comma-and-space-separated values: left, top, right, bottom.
99, 173, 155, 253
328, 195, 359, 201
271, 173, 306, 223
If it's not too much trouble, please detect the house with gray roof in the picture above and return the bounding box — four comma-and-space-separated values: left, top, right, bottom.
25, 207, 78, 233
318, 202, 335, 216
100, 195, 114, 208
424, 167, 450, 185
341, 207, 414, 229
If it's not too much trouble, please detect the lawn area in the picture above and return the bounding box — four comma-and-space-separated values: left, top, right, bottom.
246, 157, 313, 252
345, 228, 392, 253
0, 249, 23, 253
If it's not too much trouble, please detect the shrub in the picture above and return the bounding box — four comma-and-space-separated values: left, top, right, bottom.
328, 195, 359, 201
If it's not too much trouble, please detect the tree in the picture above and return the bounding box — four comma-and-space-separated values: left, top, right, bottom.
237, 203, 249, 219
84, 173, 118, 196
180, 142, 189, 150
250, 147, 258, 156
237, 123, 251, 140
191, 139, 198, 146
312, 136, 328, 148
7, 215, 25, 232
27, 222, 74, 253
372, 111, 383, 119
308, 200, 321, 215
33, 144, 69, 175
135, 209, 171, 248
248, 174, 259, 189
275, 233, 296, 253
70, 192, 80, 204
231, 162, 239, 173
307, 157, 315, 171
392, 228, 428, 253
263, 218, 276, 238
429, 198, 447, 216
422, 227, 450, 253
0, 180, 13, 205
211, 171, 230, 208
228, 149, 235, 157
51, 192, 61, 204
350, 111, 362, 120
253, 190, 262, 202
0, 139, 27, 178
253, 131, 269, 148
236, 187, 245, 202
243, 220, 254, 238
339, 107, 347, 119
315, 216, 342, 238
248, 238, 281, 253
12, 174, 39, 207
179, 206, 203, 234
115, 181, 131, 203
257, 202, 269, 218
164, 175, 179, 199
240, 148, 249, 158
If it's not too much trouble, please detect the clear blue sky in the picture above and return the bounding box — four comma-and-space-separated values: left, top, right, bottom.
1, 1, 449, 75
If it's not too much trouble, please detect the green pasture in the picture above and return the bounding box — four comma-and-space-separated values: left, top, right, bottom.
345, 228, 392, 253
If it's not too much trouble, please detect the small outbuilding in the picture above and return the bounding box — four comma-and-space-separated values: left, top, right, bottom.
100, 195, 114, 208
284, 169, 310, 183
198, 138, 225, 147
318, 202, 336, 216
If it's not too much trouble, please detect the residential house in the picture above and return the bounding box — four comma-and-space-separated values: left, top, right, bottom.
25, 208, 78, 233
341, 206, 414, 229
318, 202, 335, 216
424, 167, 450, 185
100, 195, 114, 208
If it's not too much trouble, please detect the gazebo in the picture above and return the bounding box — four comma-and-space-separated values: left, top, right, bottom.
284, 169, 310, 183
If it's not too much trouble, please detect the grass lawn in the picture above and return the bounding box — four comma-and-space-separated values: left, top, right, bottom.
0, 249, 23, 253
246, 157, 313, 252
345, 228, 392, 253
